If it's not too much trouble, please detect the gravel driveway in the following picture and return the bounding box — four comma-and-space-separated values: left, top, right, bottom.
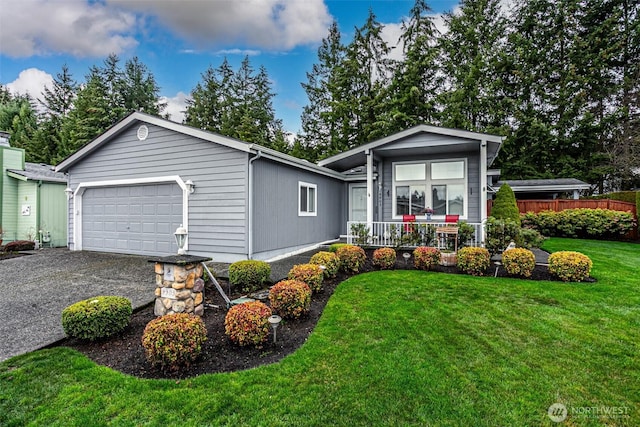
0, 248, 154, 362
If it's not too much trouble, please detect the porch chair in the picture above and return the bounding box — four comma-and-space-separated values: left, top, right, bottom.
402, 214, 416, 232
437, 214, 460, 252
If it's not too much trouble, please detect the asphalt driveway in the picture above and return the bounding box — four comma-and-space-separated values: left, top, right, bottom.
0, 248, 154, 362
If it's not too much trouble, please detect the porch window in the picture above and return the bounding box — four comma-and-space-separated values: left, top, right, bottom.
393, 160, 467, 218
298, 181, 317, 216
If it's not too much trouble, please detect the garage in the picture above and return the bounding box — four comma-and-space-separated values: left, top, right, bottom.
81, 183, 183, 255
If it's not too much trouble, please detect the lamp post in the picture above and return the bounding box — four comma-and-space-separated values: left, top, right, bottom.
268, 314, 282, 343
174, 224, 188, 255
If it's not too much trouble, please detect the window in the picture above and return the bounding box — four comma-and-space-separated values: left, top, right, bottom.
393, 160, 467, 218
299, 182, 317, 216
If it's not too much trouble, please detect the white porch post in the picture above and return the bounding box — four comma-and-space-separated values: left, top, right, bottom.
366, 149, 374, 231
480, 140, 488, 242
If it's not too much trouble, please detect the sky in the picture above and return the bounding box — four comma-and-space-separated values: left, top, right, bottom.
0, 0, 460, 134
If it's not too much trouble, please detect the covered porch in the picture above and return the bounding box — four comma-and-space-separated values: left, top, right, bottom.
319, 125, 504, 246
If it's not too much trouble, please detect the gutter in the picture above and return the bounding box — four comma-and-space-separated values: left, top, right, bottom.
247, 150, 262, 259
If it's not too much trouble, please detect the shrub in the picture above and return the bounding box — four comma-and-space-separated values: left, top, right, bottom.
269, 280, 311, 319
335, 244, 366, 273
228, 260, 271, 293
288, 263, 324, 293
224, 301, 272, 346
484, 217, 522, 256
519, 227, 546, 249
62, 296, 132, 340
141, 313, 207, 371
328, 243, 349, 253
501, 248, 536, 278
522, 209, 635, 240
491, 184, 521, 225
4, 240, 35, 252
372, 247, 396, 270
456, 221, 476, 249
309, 251, 340, 278
413, 247, 441, 270
457, 247, 491, 276
548, 251, 593, 282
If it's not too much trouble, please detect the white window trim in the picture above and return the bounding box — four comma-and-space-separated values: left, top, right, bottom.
298, 181, 317, 217
392, 159, 468, 220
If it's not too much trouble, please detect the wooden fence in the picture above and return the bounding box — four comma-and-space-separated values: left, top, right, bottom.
508, 199, 635, 216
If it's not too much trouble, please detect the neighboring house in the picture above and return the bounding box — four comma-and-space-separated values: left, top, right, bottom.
55, 112, 504, 262
0, 132, 68, 247
487, 170, 591, 199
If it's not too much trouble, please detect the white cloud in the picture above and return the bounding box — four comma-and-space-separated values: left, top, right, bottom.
160, 91, 189, 123
109, 0, 332, 50
6, 68, 53, 102
0, 0, 137, 57
215, 49, 262, 57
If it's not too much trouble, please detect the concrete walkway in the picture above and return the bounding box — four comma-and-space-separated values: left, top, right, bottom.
0, 249, 154, 362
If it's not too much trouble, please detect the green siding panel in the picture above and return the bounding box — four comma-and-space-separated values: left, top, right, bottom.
16, 181, 38, 241
1, 147, 25, 242
39, 183, 67, 247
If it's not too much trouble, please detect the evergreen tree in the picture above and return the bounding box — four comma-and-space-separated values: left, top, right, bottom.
184, 64, 226, 132
32, 64, 77, 164
121, 56, 165, 115
300, 21, 345, 160
491, 183, 521, 225
386, 0, 441, 132
438, 0, 509, 133
333, 9, 393, 149
0, 92, 38, 159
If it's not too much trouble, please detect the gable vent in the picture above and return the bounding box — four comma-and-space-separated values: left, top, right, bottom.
137, 125, 149, 141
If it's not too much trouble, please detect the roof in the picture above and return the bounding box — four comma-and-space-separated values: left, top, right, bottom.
7, 162, 67, 183
55, 111, 345, 180
497, 178, 591, 192
318, 124, 504, 171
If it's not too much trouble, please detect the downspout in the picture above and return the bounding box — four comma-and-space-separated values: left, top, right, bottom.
247, 150, 262, 260
36, 180, 42, 246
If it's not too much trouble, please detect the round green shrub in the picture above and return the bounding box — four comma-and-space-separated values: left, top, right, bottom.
62, 296, 132, 341
228, 260, 271, 293
491, 183, 521, 226
309, 251, 340, 278
457, 247, 491, 276
335, 244, 367, 273
413, 247, 441, 270
224, 301, 272, 346
269, 279, 311, 319
548, 251, 593, 282
288, 263, 324, 293
373, 247, 396, 270
142, 313, 207, 371
501, 248, 536, 278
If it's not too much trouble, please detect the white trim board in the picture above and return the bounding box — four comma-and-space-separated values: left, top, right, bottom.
71, 175, 190, 252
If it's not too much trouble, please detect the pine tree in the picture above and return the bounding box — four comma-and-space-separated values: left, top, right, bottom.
0, 92, 38, 159
300, 21, 345, 160
386, 0, 442, 132
438, 0, 509, 133
121, 56, 165, 115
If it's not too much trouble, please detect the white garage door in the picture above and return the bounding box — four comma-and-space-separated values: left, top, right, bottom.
82, 183, 183, 255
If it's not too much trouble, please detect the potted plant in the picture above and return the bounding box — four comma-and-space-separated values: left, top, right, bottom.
440, 250, 457, 266
422, 207, 434, 221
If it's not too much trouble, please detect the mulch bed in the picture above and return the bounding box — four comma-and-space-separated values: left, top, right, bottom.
57, 249, 575, 380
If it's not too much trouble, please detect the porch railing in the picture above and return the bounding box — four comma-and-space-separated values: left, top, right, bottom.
346, 221, 484, 249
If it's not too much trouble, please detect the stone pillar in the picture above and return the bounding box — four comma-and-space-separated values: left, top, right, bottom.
148, 255, 211, 317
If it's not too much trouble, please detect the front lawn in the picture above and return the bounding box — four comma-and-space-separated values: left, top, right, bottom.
1, 238, 638, 426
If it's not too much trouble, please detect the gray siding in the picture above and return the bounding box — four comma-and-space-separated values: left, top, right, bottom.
381, 152, 481, 222
252, 158, 344, 258
67, 123, 249, 259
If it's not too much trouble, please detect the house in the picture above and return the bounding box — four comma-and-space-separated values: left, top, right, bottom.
0, 132, 68, 247
55, 112, 504, 262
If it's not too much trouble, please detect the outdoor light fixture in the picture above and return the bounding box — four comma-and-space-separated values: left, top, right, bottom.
174, 224, 188, 255
64, 187, 74, 199
185, 179, 196, 194
268, 314, 282, 343
403, 252, 411, 265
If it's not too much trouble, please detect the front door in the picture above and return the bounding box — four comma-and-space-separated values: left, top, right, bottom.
349, 184, 367, 222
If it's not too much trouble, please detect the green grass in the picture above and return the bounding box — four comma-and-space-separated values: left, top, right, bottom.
1, 238, 639, 426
